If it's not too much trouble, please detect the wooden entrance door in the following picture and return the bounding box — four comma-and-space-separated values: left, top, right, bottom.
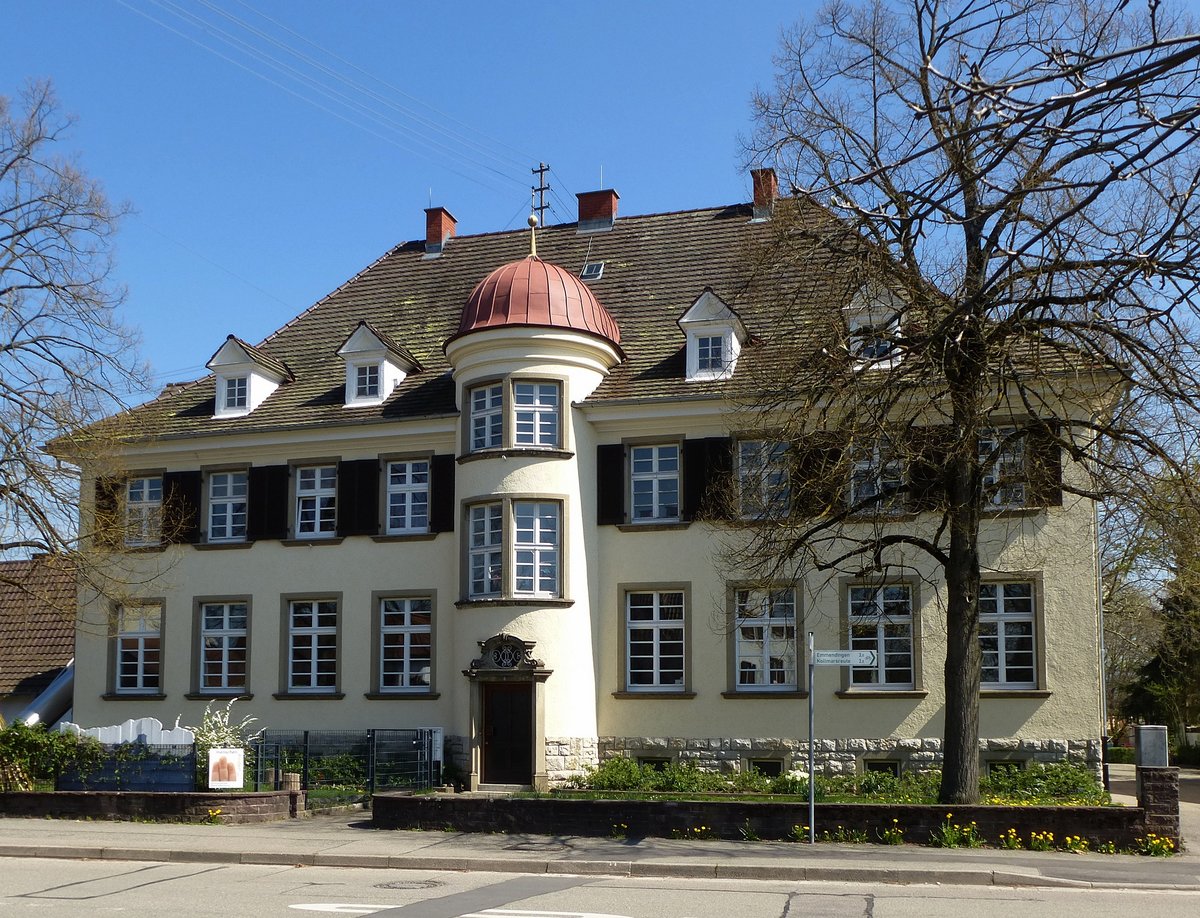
482, 681, 533, 785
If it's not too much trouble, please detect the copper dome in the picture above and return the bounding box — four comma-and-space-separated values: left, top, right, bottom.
453, 256, 621, 346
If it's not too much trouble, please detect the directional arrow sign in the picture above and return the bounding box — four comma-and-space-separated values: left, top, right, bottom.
812, 650, 877, 667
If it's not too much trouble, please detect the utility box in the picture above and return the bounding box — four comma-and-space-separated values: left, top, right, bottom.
1136, 725, 1170, 767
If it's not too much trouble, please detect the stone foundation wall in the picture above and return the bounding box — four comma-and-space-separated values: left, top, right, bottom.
545, 736, 599, 784
593, 736, 1103, 779
0, 790, 301, 823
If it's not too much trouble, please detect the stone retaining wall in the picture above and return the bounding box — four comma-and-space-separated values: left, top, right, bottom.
0, 790, 302, 823
375, 768, 1180, 849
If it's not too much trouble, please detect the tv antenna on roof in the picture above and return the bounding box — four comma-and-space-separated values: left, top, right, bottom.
531, 162, 550, 228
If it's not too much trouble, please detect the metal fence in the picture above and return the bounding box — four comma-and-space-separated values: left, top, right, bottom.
254, 729, 438, 805
56, 742, 196, 792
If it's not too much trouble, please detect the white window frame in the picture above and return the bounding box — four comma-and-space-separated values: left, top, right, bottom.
115, 603, 162, 694
738, 439, 790, 518
468, 502, 503, 598
848, 584, 914, 689
379, 596, 433, 692
208, 471, 248, 542
200, 601, 248, 692
625, 590, 686, 691
629, 444, 680, 522
124, 476, 163, 546
468, 383, 504, 451
734, 587, 798, 691
386, 459, 429, 534
979, 581, 1037, 689
287, 599, 338, 692
696, 334, 727, 373
353, 362, 381, 401
979, 427, 1027, 508
223, 376, 248, 411
513, 500, 560, 597
849, 440, 904, 511
295, 465, 337, 539
513, 381, 561, 448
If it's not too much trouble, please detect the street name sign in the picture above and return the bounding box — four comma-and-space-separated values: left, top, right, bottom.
812, 650, 877, 667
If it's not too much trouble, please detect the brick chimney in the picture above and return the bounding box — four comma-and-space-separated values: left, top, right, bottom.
751, 168, 778, 221
425, 206, 457, 255
577, 189, 619, 233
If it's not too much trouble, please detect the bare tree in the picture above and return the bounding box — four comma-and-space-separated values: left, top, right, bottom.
741, 0, 1200, 802
1, 80, 148, 607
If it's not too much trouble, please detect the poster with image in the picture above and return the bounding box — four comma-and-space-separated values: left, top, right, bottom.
208, 747, 244, 789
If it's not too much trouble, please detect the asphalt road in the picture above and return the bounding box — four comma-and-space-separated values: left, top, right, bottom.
2, 858, 1199, 918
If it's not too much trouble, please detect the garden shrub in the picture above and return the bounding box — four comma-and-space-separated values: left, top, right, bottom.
0, 722, 102, 789
980, 762, 1108, 805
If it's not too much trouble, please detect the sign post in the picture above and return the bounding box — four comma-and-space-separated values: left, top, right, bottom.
806, 645, 878, 844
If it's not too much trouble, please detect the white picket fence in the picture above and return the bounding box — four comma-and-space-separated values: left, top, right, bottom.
59, 717, 195, 745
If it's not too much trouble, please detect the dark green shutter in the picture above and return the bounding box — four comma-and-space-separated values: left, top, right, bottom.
93, 476, 122, 548
1026, 422, 1063, 507
336, 459, 380, 537
682, 437, 734, 521
428, 454, 456, 533
596, 444, 626, 525
162, 471, 202, 543
247, 465, 289, 541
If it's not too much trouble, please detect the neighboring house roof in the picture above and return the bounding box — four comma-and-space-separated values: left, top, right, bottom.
104, 200, 855, 441
0, 556, 75, 700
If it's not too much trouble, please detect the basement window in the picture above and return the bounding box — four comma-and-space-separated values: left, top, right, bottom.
580, 261, 605, 281
863, 759, 901, 778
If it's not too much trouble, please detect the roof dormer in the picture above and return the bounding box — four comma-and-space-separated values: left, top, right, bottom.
844, 283, 906, 370
337, 321, 422, 407
206, 336, 293, 419
677, 288, 748, 381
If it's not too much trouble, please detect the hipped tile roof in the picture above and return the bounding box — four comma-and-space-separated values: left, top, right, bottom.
0, 556, 75, 699
115, 200, 851, 440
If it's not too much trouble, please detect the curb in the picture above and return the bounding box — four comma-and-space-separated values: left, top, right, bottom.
2, 845, 1198, 890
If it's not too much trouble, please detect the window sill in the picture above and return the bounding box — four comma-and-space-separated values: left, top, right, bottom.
721, 690, 808, 699
981, 507, 1045, 519
364, 691, 441, 700
185, 692, 253, 701
121, 544, 167, 554
611, 691, 696, 699
102, 692, 166, 701
280, 537, 345, 547
616, 521, 689, 532
371, 532, 437, 543
456, 598, 575, 609
981, 689, 1051, 698
194, 540, 254, 551
272, 692, 345, 700
457, 448, 575, 464
834, 690, 927, 699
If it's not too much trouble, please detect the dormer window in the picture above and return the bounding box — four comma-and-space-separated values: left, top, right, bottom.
206, 335, 293, 419
677, 288, 748, 382
337, 321, 422, 408
845, 284, 905, 370
354, 363, 381, 400
223, 376, 248, 411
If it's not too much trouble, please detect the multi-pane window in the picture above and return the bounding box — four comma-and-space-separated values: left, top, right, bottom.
980, 582, 1037, 688
848, 584, 914, 688
514, 501, 559, 596
739, 440, 790, 517
469, 384, 504, 451
626, 590, 685, 691
208, 471, 248, 542
630, 445, 680, 522
125, 476, 163, 546
379, 597, 433, 692
355, 363, 380, 399
979, 428, 1027, 507
734, 588, 798, 690
847, 311, 900, 363
697, 335, 726, 372
288, 599, 338, 691
513, 382, 560, 448
296, 465, 337, 538
386, 460, 429, 534
200, 602, 247, 691
115, 604, 161, 693
849, 440, 903, 510
468, 503, 503, 598
224, 376, 248, 410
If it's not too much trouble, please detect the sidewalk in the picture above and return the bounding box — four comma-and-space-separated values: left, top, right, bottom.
0, 811, 1197, 891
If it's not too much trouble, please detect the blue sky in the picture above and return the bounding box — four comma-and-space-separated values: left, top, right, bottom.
4, 1, 809, 394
